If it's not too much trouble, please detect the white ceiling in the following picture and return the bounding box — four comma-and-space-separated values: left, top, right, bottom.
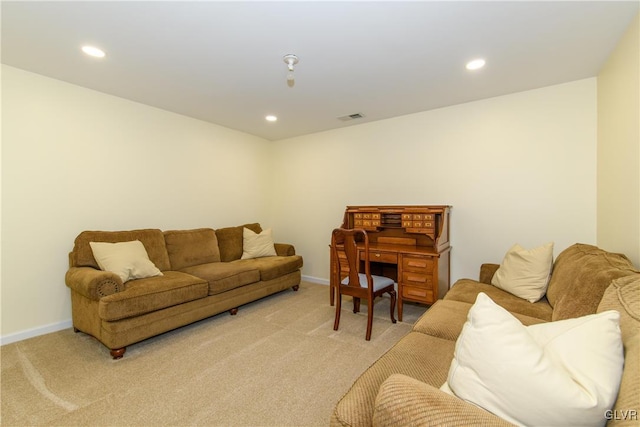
2, 1, 638, 141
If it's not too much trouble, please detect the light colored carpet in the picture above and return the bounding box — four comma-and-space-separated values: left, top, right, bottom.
1, 281, 427, 426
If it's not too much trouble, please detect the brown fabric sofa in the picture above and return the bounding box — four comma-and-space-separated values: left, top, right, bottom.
331, 243, 639, 426
65, 223, 302, 359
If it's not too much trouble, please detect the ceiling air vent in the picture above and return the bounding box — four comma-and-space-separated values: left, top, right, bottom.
337, 113, 365, 121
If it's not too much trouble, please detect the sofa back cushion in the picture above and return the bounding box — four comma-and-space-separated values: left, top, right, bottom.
215, 223, 262, 262
598, 275, 640, 426
546, 244, 638, 321
71, 229, 171, 272
164, 228, 221, 270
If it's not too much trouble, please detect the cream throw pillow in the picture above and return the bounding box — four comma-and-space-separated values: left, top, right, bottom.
241, 228, 277, 259
444, 292, 624, 427
89, 240, 163, 283
491, 242, 553, 302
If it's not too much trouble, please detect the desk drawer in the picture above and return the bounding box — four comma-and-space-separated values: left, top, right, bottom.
402, 255, 434, 272
361, 251, 397, 264
402, 285, 435, 303
402, 272, 434, 288
362, 220, 381, 228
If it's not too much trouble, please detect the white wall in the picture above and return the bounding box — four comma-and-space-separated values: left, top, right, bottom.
269, 79, 598, 285
1, 65, 271, 341
597, 13, 640, 267
1, 66, 600, 344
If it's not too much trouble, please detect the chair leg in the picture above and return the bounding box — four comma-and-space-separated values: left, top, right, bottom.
334, 293, 342, 331
389, 290, 397, 324
365, 298, 374, 341
353, 297, 360, 313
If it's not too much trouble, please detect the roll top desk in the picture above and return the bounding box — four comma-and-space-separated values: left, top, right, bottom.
331, 205, 451, 321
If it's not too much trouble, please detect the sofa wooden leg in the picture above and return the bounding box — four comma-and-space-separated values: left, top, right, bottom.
110, 348, 126, 359
292, 284, 299, 291
73, 327, 80, 333
229, 308, 239, 315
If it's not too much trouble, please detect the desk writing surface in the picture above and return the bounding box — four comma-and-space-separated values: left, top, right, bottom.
357, 242, 443, 257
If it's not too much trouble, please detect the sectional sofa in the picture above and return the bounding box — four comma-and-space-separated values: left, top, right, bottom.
331, 243, 639, 426
65, 223, 302, 359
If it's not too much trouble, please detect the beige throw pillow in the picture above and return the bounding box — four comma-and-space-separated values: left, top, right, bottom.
89, 240, 163, 283
241, 228, 277, 259
491, 242, 553, 302
444, 292, 624, 427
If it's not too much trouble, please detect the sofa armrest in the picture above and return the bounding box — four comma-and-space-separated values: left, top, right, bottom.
479, 263, 500, 284
65, 267, 124, 301
373, 374, 514, 427
274, 243, 296, 257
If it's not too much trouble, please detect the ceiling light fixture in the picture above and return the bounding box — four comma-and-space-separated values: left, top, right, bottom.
82, 45, 106, 58
466, 58, 486, 70
265, 115, 278, 122
283, 54, 299, 87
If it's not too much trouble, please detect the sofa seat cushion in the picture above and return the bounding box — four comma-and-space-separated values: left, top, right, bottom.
332, 332, 455, 427
232, 255, 303, 282
445, 279, 553, 321
180, 262, 260, 296
98, 271, 208, 321
412, 299, 547, 341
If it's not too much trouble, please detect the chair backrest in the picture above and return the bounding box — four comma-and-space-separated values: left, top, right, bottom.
331, 228, 373, 291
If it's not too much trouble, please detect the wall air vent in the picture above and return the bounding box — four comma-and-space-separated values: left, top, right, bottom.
337, 113, 365, 121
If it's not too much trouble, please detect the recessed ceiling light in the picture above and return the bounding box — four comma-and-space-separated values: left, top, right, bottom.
82, 45, 106, 58
466, 58, 486, 70
265, 115, 278, 122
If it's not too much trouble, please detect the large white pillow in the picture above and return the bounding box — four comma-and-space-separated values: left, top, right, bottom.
445, 292, 624, 427
89, 240, 163, 283
491, 242, 553, 302
241, 228, 277, 259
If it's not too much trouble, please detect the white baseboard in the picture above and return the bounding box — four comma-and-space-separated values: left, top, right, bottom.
302, 275, 329, 286
0, 319, 73, 346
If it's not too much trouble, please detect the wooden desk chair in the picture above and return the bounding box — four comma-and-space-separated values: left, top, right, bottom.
331, 228, 397, 341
